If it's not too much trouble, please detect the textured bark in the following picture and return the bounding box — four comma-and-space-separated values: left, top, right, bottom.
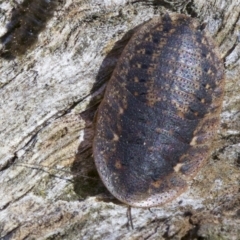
0, 0, 239, 239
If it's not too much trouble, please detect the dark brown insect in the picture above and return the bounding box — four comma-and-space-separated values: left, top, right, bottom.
93, 13, 225, 208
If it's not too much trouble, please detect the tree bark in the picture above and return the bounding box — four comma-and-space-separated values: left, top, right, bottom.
0, 0, 239, 239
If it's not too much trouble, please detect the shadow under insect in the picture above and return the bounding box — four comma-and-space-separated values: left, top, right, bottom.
71, 23, 147, 202
0, 0, 58, 59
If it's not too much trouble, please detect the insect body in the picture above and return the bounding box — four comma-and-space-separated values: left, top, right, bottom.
93, 13, 225, 207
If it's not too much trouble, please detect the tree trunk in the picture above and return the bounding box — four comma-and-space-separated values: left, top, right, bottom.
0, 0, 239, 239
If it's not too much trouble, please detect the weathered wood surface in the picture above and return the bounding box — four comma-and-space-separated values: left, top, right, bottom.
0, 0, 239, 239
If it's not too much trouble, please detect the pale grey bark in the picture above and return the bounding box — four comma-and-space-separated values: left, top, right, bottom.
0, 0, 239, 239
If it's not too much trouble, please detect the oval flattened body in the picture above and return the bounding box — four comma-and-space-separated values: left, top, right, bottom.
93, 13, 225, 207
